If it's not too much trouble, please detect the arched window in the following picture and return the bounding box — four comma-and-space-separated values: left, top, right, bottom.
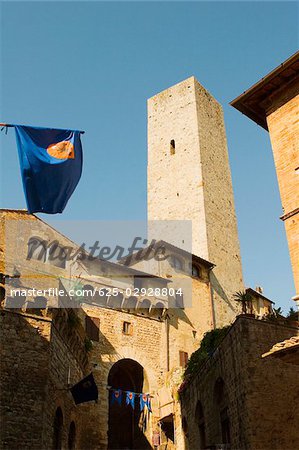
53, 407, 63, 450
214, 377, 231, 446
220, 407, 231, 445
214, 377, 225, 405
93, 288, 109, 307
150, 302, 165, 319
123, 296, 138, 310
82, 284, 94, 303
170, 255, 184, 271
138, 298, 151, 315
27, 237, 47, 262
108, 292, 123, 310
195, 401, 206, 449
191, 264, 201, 279
68, 421, 76, 450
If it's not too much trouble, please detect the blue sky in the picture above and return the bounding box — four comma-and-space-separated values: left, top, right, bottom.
0, 1, 298, 312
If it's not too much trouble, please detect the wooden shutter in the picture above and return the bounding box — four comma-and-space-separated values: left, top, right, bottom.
85, 316, 100, 341
179, 351, 188, 368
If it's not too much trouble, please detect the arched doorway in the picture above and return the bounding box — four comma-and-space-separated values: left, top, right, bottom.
108, 358, 151, 449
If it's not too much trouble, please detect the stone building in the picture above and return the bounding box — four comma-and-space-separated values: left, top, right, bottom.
0, 73, 286, 450
1, 207, 238, 450
0, 209, 172, 449
231, 50, 299, 304
231, 50, 299, 367
179, 316, 299, 450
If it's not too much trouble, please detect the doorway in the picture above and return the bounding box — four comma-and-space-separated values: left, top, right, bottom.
107, 358, 151, 449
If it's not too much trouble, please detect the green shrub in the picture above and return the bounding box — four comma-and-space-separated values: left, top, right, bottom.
184, 326, 230, 379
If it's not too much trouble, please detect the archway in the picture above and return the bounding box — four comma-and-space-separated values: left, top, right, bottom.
108, 358, 151, 449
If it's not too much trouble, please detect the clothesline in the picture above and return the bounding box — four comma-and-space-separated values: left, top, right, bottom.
106, 385, 154, 398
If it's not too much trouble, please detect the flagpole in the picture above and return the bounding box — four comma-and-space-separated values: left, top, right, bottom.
0, 123, 85, 133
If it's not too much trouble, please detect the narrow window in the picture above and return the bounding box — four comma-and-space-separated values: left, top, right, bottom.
85, 316, 100, 341
221, 407, 231, 445
68, 421, 76, 450
196, 401, 206, 449
191, 264, 201, 279
170, 255, 184, 271
179, 350, 188, 368
123, 321, 133, 335
53, 407, 63, 450
170, 139, 175, 155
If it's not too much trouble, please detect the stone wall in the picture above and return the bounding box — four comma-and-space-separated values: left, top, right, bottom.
267, 93, 299, 297
0, 310, 51, 450
0, 308, 88, 450
180, 316, 299, 450
78, 304, 165, 449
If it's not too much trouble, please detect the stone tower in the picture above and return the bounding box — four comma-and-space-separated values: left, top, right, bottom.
147, 76, 244, 324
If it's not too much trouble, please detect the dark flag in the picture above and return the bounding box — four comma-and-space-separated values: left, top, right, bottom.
70, 373, 98, 405
15, 125, 83, 214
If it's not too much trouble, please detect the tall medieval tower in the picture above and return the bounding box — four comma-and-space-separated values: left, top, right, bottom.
147, 76, 244, 324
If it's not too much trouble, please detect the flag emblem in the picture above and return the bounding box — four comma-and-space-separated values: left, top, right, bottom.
47, 141, 75, 159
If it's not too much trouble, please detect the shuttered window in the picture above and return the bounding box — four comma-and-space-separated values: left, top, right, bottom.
123, 321, 133, 335
179, 351, 188, 368
85, 316, 100, 341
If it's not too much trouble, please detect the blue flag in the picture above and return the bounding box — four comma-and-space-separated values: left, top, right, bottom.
126, 391, 135, 409
111, 389, 122, 405
140, 393, 152, 412
15, 125, 83, 214
140, 393, 148, 411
